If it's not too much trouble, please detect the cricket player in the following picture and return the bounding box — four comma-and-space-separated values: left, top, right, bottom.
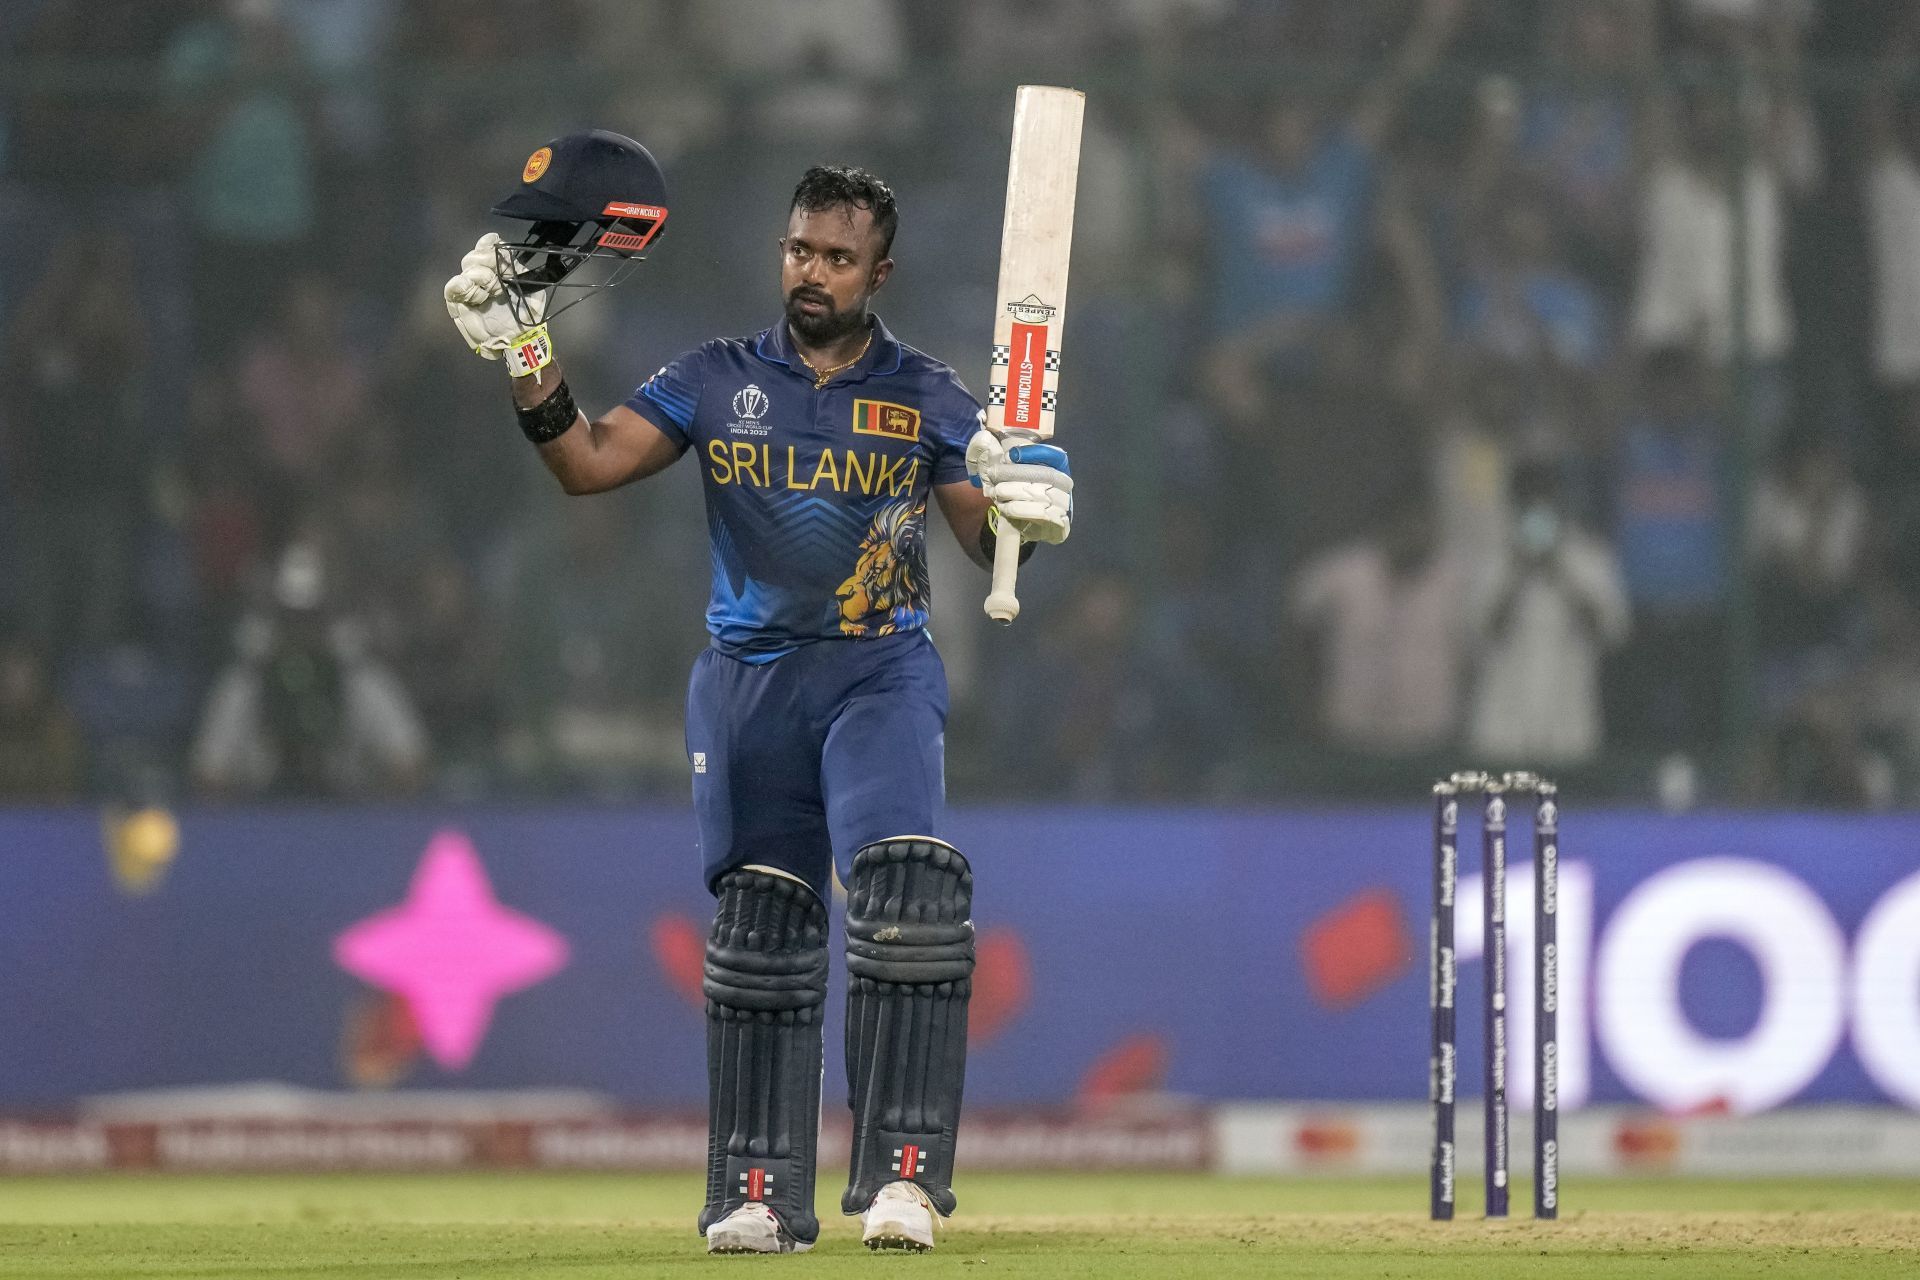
444, 133, 1073, 1254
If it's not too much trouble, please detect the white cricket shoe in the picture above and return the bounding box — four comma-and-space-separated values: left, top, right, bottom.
861, 1180, 939, 1252
705, 1203, 812, 1255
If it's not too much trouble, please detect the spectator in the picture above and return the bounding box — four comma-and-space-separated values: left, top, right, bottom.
686, 0, 909, 146
1750, 430, 1867, 698
1430, 355, 1585, 570
1867, 70, 1920, 392
400, 552, 502, 793
1632, 54, 1816, 440
61, 619, 198, 800
1873, 385, 1920, 585
1758, 685, 1893, 808
999, 572, 1156, 798
3, 0, 181, 189
2, 231, 151, 658
498, 499, 692, 796
1841, 575, 1920, 803
238, 273, 371, 498
279, 0, 399, 160
183, 367, 272, 623
1520, 0, 1653, 283
1453, 184, 1610, 373
1196, 0, 1465, 376
165, 0, 320, 347
1289, 479, 1470, 755
1610, 347, 1729, 746
0, 639, 82, 801
327, 418, 449, 634
1467, 457, 1630, 766
1198, 87, 1376, 366
191, 541, 429, 797
380, 266, 537, 564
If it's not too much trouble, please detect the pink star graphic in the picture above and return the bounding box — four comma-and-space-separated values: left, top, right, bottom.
333, 829, 570, 1070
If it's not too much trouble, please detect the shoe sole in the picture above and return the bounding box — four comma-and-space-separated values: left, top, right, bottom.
863, 1224, 933, 1252
706, 1232, 811, 1255
864, 1235, 932, 1252
707, 1236, 772, 1255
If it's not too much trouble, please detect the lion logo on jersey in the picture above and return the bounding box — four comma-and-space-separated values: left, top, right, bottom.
835, 499, 928, 636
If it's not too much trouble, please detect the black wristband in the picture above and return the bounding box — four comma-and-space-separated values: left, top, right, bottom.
979, 510, 1038, 565
515, 379, 580, 444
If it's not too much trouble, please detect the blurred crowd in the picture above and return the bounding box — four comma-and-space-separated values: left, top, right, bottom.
4, 0, 1920, 807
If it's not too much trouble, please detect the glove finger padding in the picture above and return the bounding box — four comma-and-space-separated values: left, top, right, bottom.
462, 263, 503, 298
982, 462, 1074, 492
993, 490, 1068, 514
964, 430, 1008, 479
460, 232, 504, 276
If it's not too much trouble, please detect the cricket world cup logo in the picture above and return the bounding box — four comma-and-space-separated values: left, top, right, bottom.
728, 385, 772, 437
732, 385, 769, 421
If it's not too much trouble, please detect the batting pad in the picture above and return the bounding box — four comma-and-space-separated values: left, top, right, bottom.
842, 837, 975, 1216
699, 870, 829, 1243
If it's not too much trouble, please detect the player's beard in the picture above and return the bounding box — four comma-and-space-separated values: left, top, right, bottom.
786, 286, 868, 346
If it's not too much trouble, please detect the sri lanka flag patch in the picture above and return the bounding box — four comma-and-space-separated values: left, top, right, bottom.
853, 399, 921, 443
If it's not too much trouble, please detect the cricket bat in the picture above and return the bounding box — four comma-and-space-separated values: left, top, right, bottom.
983, 85, 1084, 624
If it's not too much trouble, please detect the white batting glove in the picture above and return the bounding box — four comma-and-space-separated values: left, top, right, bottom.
966, 428, 1073, 545
443, 233, 551, 377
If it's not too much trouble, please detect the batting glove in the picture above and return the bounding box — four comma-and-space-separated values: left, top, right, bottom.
966, 428, 1072, 545
443, 232, 552, 378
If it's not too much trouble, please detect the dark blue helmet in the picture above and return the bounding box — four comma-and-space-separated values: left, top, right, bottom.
490, 129, 670, 325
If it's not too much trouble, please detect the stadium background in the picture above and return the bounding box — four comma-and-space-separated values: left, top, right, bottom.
3, 0, 1920, 1203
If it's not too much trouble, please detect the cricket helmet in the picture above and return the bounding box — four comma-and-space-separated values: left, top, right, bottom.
490, 129, 669, 325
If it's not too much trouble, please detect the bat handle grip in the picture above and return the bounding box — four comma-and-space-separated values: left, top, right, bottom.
984, 519, 1023, 623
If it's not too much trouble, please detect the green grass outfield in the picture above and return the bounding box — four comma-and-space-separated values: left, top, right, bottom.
2, 1173, 1917, 1278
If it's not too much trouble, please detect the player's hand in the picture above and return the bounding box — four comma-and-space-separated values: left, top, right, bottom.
443, 233, 547, 366
967, 428, 1072, 545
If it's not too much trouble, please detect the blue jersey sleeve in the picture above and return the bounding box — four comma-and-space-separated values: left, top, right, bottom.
623, 346, 708, 448
927, 371, 980, 486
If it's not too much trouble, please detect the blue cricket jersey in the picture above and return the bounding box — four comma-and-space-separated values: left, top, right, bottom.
625, 317, 979, 660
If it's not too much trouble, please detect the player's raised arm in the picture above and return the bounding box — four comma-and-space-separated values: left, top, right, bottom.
442, 130, 684, 494
445, 234, 683, 493
519, 381, 683, 495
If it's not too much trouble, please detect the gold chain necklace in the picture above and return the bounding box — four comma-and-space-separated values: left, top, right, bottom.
796, 329, 873, 389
